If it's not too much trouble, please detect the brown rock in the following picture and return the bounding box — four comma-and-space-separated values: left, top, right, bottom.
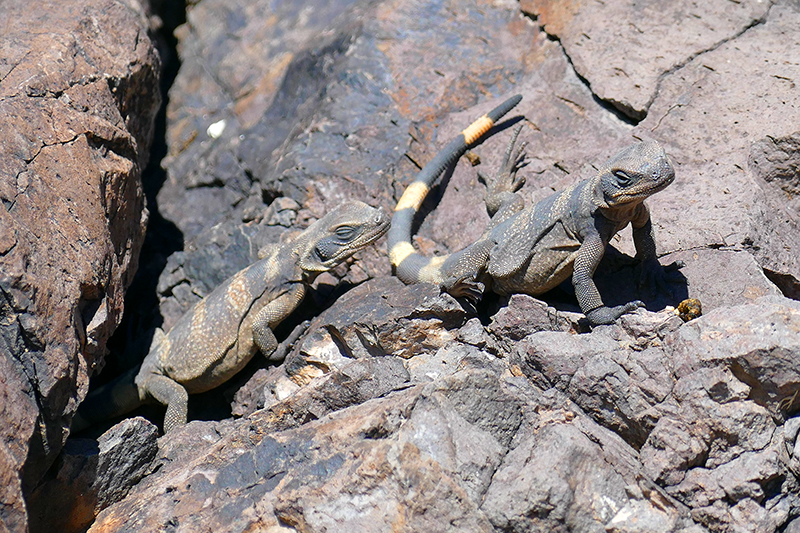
59, 0, 800, 531
748, 131, 800, 299
0, 0, 159, 529
660, 249, 782, 312
635, 4, 800, 288
283, 277, 471, 377
90, 370, 518, 532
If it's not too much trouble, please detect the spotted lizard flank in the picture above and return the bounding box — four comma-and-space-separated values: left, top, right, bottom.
388, 94, 680, 326
74, 201, 390, 433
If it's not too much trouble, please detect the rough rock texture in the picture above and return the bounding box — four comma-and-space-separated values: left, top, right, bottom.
27, 417, 158, 533
89, 366, 700, 532
520, 0, 771, 121
24, 0, 800, 531
0, 0, 160, 530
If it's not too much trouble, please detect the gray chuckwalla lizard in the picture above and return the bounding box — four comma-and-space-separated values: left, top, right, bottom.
388, 94, 680, 326
74, 200, 389, 433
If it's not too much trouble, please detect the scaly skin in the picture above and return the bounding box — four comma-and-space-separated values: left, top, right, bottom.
74, 201, 389, 432
389, 95, 679, 326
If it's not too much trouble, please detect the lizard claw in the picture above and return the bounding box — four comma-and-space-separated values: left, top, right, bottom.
441, 276, 485, 304
268, 320, 311, 362
586, 300, 645, 326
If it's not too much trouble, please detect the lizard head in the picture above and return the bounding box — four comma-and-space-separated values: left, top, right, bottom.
598, 140, 675, 207
297, 200, 390, 272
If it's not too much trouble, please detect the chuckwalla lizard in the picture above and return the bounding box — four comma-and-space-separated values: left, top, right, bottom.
388, 95, 679, 326
74, 200, 389, 432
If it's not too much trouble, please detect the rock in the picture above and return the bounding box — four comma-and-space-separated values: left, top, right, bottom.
35, 0, 800, 531
634, 4, 800, 289
507, 294, 800, 531
282, 277, 471, 380
481, 385, 693, 533
660, 249, 782, 312
748, 131, 800, 300
89, 370, 514, 531
86, 368, 697, 533
512, 308, 682, 446
786, 516, 800, 533
520, 0, 770, 121
27, 418, 158, 533
668, 296, 800, 411
232, 276, 472, 416
248, 356, 410, 429
0, 0, 160, 528
486, 293, 578, 346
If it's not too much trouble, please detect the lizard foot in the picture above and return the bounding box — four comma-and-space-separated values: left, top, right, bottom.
441, 276, 485, 304
586, 300, 645, 326
268, 320, 311, 362
480, 124, 528, 195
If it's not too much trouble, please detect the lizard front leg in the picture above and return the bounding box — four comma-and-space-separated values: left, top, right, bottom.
574, 232, 644, 326
439, 239, 494, 302
247, 284, 307, 362
140, 374, 189, 433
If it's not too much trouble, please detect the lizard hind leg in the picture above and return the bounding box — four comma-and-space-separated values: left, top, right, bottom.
142, 375, 189, 433
438, 240, 492, 303
483, 124, 528, 220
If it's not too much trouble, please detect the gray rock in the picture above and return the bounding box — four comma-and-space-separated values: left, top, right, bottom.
660, 249, 783, 312
513, 309, 681, 446
481, 387, 692, 533
27, 418, 158, 533
282, 277, 471, 380
88, 370, 513, 531
248, 356, 411, 430
668, 296, 800, 410
635, 4, 800, 290
487, 294, 577, 347
748, 131, 800, 299
786, 516, 800, 533
520, 0, 771, 121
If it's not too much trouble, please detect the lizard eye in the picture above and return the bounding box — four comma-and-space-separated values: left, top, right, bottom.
613, 170, 633, 186
334, 225, 356, 240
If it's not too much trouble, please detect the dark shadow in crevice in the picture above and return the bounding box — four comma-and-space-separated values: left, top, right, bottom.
98, 2, 187, 383
764, 268, 800, 302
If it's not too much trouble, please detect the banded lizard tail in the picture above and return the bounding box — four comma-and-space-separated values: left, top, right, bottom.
74, 200, 389, 432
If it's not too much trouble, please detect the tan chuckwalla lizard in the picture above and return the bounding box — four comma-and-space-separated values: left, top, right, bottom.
388, 94, 680, 326
74, 200, 389, 432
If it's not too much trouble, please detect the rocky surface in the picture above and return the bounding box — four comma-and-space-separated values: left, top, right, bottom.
6, 0, 800, 531
26, 417, 158, 533
0, 0, 160, 531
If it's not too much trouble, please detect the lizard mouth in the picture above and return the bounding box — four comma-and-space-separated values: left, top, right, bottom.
610, 173, 674, 203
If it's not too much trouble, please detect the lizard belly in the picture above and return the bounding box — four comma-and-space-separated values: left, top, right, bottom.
495, 225, 581, 296
177, 343, 256, 394
157, 266, 279, 394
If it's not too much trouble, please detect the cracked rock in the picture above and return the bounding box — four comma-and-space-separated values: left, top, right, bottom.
0, 0, 160, 529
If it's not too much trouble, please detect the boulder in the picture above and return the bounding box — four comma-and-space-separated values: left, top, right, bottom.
0, 0, 159, 530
